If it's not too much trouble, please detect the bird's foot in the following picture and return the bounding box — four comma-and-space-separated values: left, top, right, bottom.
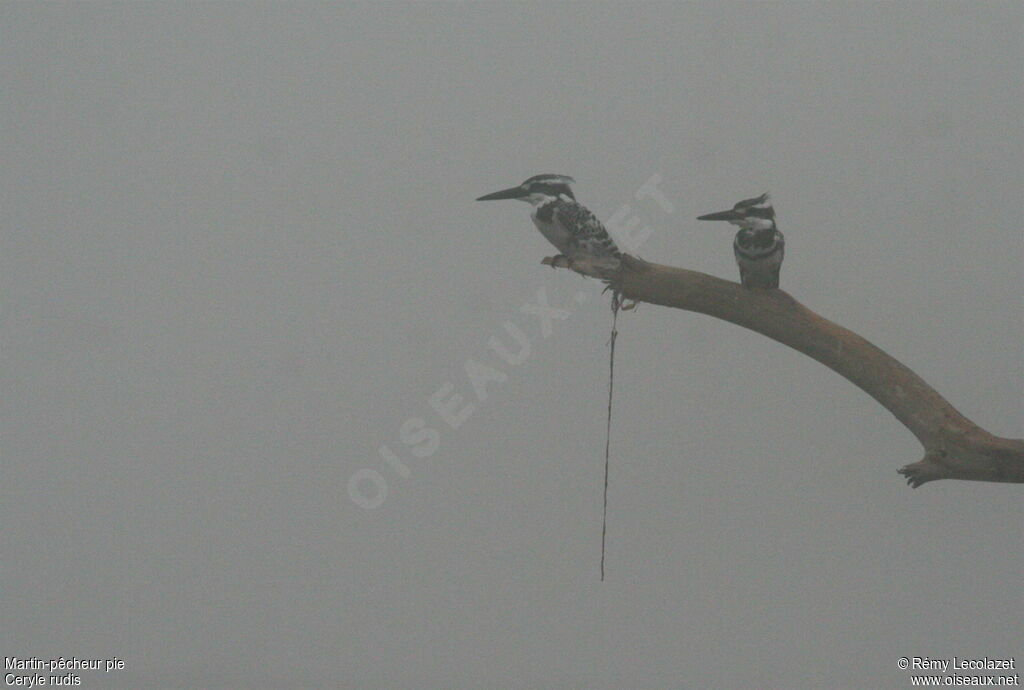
541, 254, 573, 269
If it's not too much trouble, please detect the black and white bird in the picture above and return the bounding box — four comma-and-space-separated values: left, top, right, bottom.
697, 193, 784, 289
476, 174, 621, 269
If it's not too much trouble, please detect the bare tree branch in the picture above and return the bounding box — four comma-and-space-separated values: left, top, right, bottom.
546, 254, 1024, 488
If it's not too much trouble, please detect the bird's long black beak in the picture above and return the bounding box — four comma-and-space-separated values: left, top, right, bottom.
696, 209, 741, 222
476, 186, 524, 201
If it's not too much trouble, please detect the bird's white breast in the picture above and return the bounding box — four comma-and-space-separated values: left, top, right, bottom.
531, 206, 573, 253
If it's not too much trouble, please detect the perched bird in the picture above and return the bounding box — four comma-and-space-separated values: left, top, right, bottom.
476, 174, 621, 268
697, 193, 784, 289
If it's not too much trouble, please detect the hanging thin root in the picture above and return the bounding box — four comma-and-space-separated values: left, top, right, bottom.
602, 284, 638, 312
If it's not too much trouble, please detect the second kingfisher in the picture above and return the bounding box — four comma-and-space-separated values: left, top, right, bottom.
697, 193, 784, 289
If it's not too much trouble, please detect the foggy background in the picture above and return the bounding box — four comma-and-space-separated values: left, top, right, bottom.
2, 2, 1020, 688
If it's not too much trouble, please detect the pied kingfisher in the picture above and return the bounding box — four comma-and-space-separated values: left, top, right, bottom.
697, 193, 784, 289
476, 174, 621, 269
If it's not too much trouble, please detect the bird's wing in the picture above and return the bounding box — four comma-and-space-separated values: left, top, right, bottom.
554, 199, 620, 256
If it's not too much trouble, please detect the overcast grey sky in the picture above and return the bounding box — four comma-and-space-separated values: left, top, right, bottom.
2, 2, 1021, 688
